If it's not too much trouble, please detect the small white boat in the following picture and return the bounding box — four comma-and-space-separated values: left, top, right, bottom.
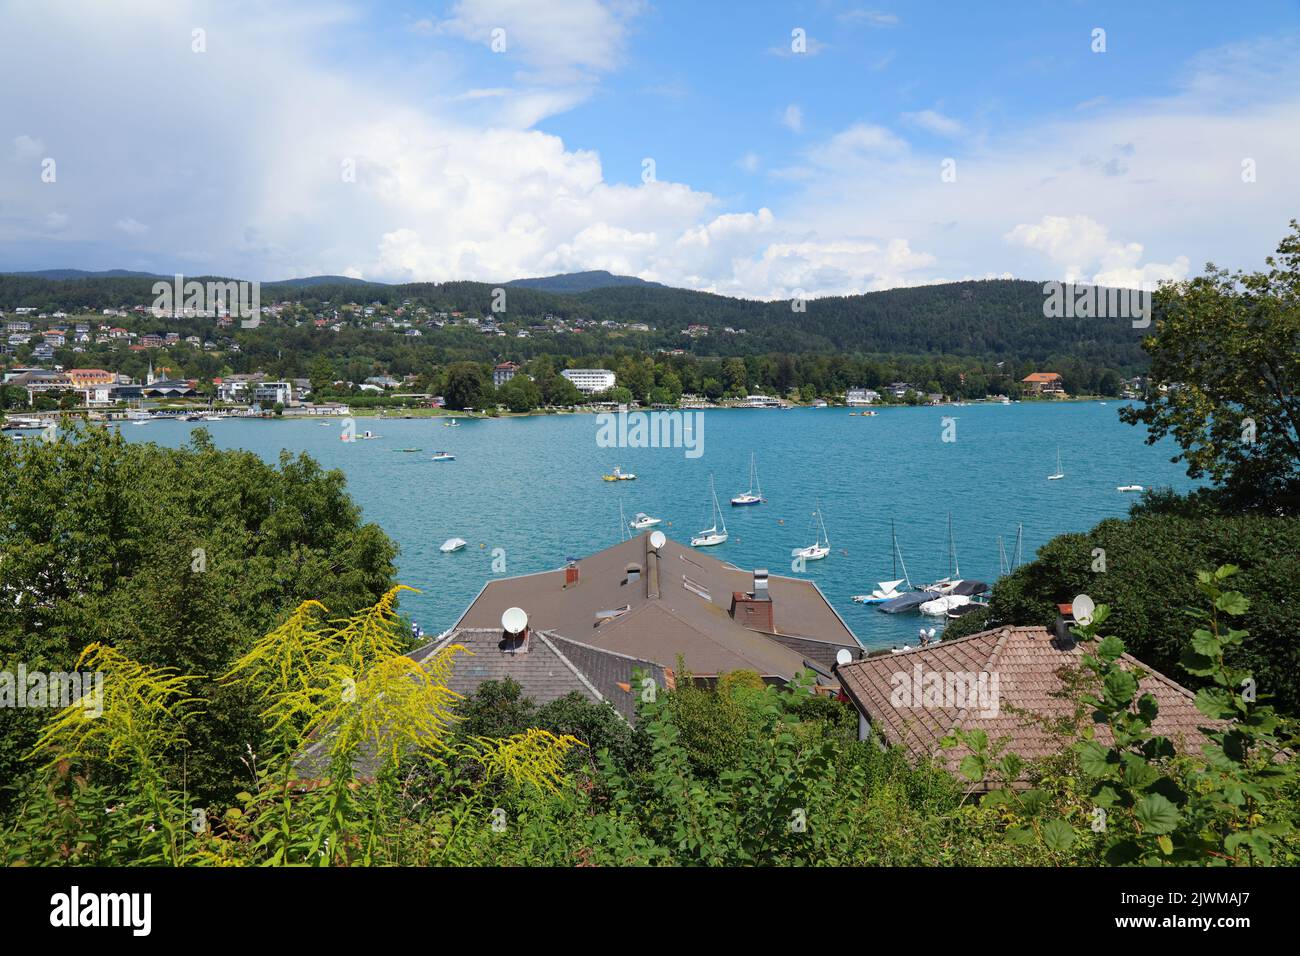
852, 579, 907, 604
359, 430, 380, 440
1047, 446, 1064, 481
130, 419, 151, 426
730, 452, 765, 506
1117, 484, 1143, 492
791, 504, 831, 562
602, 465, 637, 481
201, 414, 222, 422
629, 512, 661, 530
691, 475, 729, 547
920, 593, 971, 616
431, 451, 456, 462
439, 537, 467, 553
443, 418, 461, 427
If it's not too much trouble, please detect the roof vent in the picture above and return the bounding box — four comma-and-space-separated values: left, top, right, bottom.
753, 568, 770, 600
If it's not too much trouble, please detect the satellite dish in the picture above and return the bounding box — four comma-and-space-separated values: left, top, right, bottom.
649, 530, 666, 551
1072, 593, 1096, 627
835, 648, 853, 666
501, 606, 529, 635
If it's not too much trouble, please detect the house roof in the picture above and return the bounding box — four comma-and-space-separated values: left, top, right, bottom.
835, 625, 1218, 789
414, 627, 670, 724
455, 531, 861, 682
294, 625, 669, 778
1022, 372, 1063, 383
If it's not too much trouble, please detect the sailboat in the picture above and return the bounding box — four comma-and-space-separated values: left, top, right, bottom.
690, 475, 729, 547
1047, 446, 1065, 480
730, 453, 765, 506
852, 519, 912, 603
791, 503, 830, 561
919, 513, 963, 593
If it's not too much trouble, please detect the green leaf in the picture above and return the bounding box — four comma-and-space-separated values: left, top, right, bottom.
1041, 818, 1075, 852
1134, 793, 1181, 835
1215, 591, 1249, 616
1096, 635, 1126, 662
1076, 740, 1114, 777
1103, 668, 1138, 706
1194, 687, 1238, 720
958, 755, 985, 782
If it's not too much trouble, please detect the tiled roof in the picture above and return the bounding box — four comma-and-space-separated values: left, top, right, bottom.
835, 625, 1219, 789
413, 627, 670, 724
296, 626, 669, 778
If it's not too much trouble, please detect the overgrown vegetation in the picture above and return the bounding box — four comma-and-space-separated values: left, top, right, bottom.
3, 572, 1294, 866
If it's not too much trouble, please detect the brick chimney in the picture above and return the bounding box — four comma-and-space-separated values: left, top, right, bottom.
729, 569, 774, 633
564, 561, 579, 588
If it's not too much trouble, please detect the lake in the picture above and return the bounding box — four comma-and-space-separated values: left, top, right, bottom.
115, 402, 1196, 651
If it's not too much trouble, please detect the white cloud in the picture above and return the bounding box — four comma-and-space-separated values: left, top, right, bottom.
781, 104, 804, 133
1004, 215, 1190, 287
902, 109, 964, 138
0, 3, 1293, 301
837, 9, 898, 27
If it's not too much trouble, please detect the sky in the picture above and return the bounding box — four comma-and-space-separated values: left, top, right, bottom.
2, 0, 1298, 299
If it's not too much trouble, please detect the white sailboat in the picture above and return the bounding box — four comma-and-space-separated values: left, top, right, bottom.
919, 513, 963, 593
1047, 446, 1064, 480
852, 519, 913, 603
791, 503, 830, 562
690, 475, 729, 547
730, 453, 765, 506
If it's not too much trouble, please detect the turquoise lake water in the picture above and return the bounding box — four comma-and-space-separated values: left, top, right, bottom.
114, 402, 1196, 650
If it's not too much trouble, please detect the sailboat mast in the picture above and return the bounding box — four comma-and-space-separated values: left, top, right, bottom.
891, 518, 897, 579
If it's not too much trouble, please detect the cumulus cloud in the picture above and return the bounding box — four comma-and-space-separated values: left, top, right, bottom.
0, 2, 1294, 300
1005, 215, 1189, 287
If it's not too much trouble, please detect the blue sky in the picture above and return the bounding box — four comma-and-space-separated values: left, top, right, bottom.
2, 0, 1299, 297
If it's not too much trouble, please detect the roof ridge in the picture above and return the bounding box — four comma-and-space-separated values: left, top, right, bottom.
533, 632, 609, 706
545, 631, 664, 669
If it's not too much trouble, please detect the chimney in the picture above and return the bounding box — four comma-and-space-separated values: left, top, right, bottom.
753, 568, 770, 600
1053, 603, 1076, 648
730, 569, 775, 633
564, 562, 579, 588
645, 532, 661, 599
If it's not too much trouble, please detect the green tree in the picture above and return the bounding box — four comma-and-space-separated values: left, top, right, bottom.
1120, 221, 1300, 512
443, 361, 489, 410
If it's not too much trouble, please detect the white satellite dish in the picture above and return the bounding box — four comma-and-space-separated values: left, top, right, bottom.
1072, 593, 1096, 627
501, 606, 529, 635
835, 648, 853, 666
649, 530, 666, 551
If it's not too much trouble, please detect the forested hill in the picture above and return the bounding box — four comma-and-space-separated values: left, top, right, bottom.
0, 274, 1148, 370
506, 270, 666, 293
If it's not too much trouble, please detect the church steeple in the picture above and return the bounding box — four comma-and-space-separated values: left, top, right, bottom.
147, 357, 155, 385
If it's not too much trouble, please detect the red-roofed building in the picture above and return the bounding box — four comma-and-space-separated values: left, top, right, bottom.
1022, 371, 1065, 396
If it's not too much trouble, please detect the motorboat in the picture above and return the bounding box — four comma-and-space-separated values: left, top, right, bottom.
629, 512, 661, 530
443, 418, 461, 427
920, 593, 972, 616
439, 537, 467, 553
431, 451, 456, 462
730, 452, 765, 506
1117, 484, 1143, 492
691, 475, 729, 547
602, 465, 637, 481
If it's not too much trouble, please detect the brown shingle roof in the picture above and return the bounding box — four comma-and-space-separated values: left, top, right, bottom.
835, 625, 1218, 789
455, 531, 861, 682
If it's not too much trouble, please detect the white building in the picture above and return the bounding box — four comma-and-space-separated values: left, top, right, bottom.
561, 368, 616, 395
846, 388, 881, 406
252, 381, 294, 406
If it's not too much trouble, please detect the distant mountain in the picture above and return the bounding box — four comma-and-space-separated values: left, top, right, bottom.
263, 275, 378, 288
507, 270, 666, 293
3, 268, 167, 281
